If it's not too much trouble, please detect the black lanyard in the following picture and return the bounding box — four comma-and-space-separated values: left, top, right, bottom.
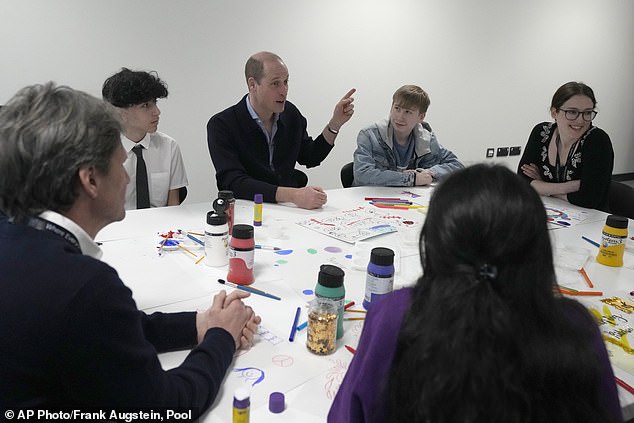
25, 215, 81, 250
554, 133, 579, 183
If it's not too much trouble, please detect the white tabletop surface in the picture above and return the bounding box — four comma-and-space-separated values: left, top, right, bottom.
96, 186, 634, 422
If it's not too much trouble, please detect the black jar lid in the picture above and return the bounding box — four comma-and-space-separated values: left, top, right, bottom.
606, 215, 628, 229
318, 264, 345, 288
370, 247, 395, 266
212, 198, 227, 213
218, 190, 235, 201
232, 224, 254, 239
207, 211, 226, 226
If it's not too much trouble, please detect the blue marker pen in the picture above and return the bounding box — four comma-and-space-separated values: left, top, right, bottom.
289, 307, 301, 342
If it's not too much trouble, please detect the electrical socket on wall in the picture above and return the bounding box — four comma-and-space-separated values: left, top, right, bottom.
497, 147, 509, 157
486, 148, 495, 158
509, 146, 521, 156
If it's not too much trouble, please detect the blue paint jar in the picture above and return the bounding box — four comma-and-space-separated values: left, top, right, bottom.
314, 264, 345, 339
363, 247, 395, 310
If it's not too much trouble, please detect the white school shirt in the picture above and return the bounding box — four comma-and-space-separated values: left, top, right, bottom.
121, 131, 188, 210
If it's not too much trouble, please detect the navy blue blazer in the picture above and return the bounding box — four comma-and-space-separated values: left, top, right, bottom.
207, 95, 333, 202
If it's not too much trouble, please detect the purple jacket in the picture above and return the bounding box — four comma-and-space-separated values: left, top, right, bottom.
328, 288, 622, 423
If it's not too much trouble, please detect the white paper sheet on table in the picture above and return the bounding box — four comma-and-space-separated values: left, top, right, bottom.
297, 205, 423, 244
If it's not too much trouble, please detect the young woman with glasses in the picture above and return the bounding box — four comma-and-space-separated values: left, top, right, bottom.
518, 81, 613, 210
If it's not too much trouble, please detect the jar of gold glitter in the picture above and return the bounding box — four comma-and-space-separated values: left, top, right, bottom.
306, 299, 337, 355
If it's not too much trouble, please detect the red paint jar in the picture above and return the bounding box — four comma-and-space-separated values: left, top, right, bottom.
227, 224, 255, 285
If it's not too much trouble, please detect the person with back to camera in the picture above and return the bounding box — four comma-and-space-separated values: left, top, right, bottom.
518, 81, 614, 211
102, 68, 188, 209
353, 84, 463, 187
207, 51, 355, 209
329, 164, 622, 423
0, 83, 261, 418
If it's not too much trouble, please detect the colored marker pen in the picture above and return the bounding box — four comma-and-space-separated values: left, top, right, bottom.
253, 194, 263, 227
289, 307, 301, 342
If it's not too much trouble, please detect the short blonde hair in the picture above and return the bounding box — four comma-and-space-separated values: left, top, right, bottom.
392, 85, 430, 113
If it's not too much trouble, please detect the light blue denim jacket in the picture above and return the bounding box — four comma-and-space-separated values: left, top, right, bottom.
352, 118, 463, 186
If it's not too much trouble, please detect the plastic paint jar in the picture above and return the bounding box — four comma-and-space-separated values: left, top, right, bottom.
204, 211, 229, 267
227, 224, 255, 285
314, 264, 345, 339
216, 190, 235, 236
306, 298, 337, 355
597, 215, 628, 267
232, 388, 250, 423
363, 247, 395, 310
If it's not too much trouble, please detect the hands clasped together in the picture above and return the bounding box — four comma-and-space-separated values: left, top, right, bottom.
196, 290, 262, 350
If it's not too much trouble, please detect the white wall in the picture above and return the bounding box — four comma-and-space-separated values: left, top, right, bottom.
1, 0, 632, 204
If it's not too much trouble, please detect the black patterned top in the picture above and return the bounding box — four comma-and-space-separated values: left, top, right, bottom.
518, 122, 614, 210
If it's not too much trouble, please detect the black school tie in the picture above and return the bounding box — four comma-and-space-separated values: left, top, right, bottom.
132, 145, 150, 209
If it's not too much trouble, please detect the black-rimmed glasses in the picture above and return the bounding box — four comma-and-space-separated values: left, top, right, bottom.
558, 108, 597, 122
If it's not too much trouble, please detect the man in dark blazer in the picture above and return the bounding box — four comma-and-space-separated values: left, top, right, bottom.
207, 51, 355, 209
0, 83, 260, 418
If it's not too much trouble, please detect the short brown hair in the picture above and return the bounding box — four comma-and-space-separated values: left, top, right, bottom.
245, 51, 284, 84
392, 85, 430, 113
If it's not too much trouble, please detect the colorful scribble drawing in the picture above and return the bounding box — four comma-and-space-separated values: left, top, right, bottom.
271, 354, 294, 367
324, 359, 349, 400
297, 206, 422, 244
542, 204, 589, 228
155, 230, 203, 258
156, 230, 182, 253
233, 367, 265, 387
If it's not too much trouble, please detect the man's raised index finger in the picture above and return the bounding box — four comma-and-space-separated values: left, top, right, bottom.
341, 88, 356, 100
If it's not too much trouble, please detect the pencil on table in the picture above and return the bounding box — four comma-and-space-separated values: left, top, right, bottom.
570, 291, 603, 296
579, 267, 594, 288
558, 288, 603, 296
581, 236, 600, 248
344, 317, 366, 321
615, 377, 634, 395
345, 309, 367, 314
157, 237, 168, 254
177, 244, 198, 257
559, 285, 579, 292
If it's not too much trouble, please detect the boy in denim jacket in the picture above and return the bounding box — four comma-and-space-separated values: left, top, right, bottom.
353, 85, 463, 186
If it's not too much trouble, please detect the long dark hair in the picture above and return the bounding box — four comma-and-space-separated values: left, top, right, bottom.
384, 164, 608, 422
